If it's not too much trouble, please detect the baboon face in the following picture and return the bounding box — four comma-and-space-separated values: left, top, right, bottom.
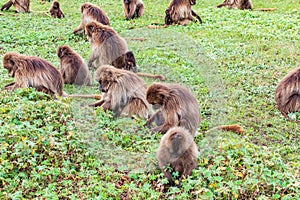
53, 1, 59, 9
95, 67, 115, 93
85, 22, 96, 37
81, 3, 91, 13
190, 0, 196, 5
3, 54, 17, 77
124, 51, 137, 72
165, 9, 172, 25
57, 46, 70, 58
146, 88, 165, 106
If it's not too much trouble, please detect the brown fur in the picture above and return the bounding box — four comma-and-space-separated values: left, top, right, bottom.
206, 124, 244, 134
57, 45, 92, 86
217, 0, 253, 10
49, 0, 64, 18
156, 127, 198, 186
275, 67, 300, 120
165, 0, 202, 25
73, 2, 110, 34
146, 83, 200, 136
2, 52, 64, 96
122, 0, 144, 20
1, 0, 30, 12
89, 65, 153, 119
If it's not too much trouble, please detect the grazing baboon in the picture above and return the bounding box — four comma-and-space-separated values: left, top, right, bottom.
275, 66, 300, 120
89, 65, 153, 119
2, 52, 64, 96
122, 0, 144, 20
57, 45, 92, 86
49, 0, 64, 18
217, 0, 253, 10
165, 0, 202, 25
156, 126, 198, 186
1, 0, 30, 12
73, 2, 110, 34
146, 83, 201, 136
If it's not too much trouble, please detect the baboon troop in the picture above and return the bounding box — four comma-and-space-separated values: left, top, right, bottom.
49, 0, 64, 18
217, 0, 253, 10
122, 0, 144, 20
1, 0, 30, 12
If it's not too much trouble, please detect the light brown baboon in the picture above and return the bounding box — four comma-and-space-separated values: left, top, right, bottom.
89, 65, 153, 119
217, 0, 252, 10
57, 45, 92, 86
156, 126, 198, 186
122, 0, 144, 20
165, 0, 202, 25
275, 66, 300, 120
49, 0, 64, 18
2, 52, 64, 96
1, 0, 30, 12
146, 83, 201, 136
73, 2, 110, 34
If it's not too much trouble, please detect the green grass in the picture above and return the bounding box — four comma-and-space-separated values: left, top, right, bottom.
0, 0, 299, 199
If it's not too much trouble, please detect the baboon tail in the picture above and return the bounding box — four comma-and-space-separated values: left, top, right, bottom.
255, 8, 277, 11
207, 124, 244, 134
136, 73, 166, 81
68, 94, 102, 100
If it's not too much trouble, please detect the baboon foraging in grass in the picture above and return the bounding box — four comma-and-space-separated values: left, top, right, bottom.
2, 52, 64, 96
1, 0, 30, 12
49, 0, 64, 18
57, 45, 92, 86
165, 0, 202, 25
275, 66, 300, 120
73, 2, 110, 34
217, 0, 253, 10
89, 65, 153, 119
156, 126, 198, 186
122, 0, 144, 20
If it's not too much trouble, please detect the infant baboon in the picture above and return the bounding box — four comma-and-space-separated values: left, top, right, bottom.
49, 0, 64, 18
122, 0, 144, 20
57, 45, 92, 86
1, 0, 30, 12
217, 0, 253, 10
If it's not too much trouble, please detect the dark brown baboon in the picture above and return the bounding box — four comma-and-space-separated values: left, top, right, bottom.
275, 66, 300, 120
156, 126, 198, 186
146, 83, 201, 136
2, 52, 64, 96
217, 0, 252, 10
57, 45, 92, 86
165, 0, 202, 25
89, 65, 153, 119
49, 0, 64, 18
73, 2, 110, 34
1, 0, 30, 12
122, 0, 144, 20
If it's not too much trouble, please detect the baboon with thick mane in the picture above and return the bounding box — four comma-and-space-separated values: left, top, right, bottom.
122, 0, 144, 20
275, 66, 300, 120
49, 0, 64, 18
57, 45, 92, 86
73, 2, 110, 34
2, 52, 64, 96
89, 65, 153, 119
156, 126, 198, 186
217, 0, 253, 10
1, 0, 30, 12
165, 0, 202, 25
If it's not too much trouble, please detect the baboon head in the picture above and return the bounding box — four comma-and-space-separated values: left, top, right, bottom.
85, 21, 112, 40
52, 1, 59, 9
3, 53, 19, 77
124, 51, 137, 72
146, 83, 171, 106
81, 2, 93, 13
57, 45, 72, 58
164, 9, 172, 25
95, 65, 117, 93
190, 0, 196, 5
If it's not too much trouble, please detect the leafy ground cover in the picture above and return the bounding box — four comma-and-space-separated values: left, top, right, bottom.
0, 0, 299, 199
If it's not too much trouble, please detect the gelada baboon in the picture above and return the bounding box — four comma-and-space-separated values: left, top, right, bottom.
49, 0, 64, 18
165, 0, 202, 26
217, 0, 252, 10
122, 0, 144, 20
73, 2, 110, 34
57, 45, 92, 86
1, 0, 30, 12
156, 126, 198, 186
2, 52, 64, 96
89, 65, 153, 119
275, 66, 300, 120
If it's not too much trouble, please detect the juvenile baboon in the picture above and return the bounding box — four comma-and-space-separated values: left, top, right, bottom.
122, 0, 144, 20
275, 66, 300, 120
156, 126, 198, 186
165, 0, 202, 25
89, 65, 153, 119
146, 83, 201, 136
57, 45, 92, 86
2, 52, 64, 96
49, 0, 64, 18
1, 0, 30, 12
217, 0, 253, 10
73, 2, 110, 34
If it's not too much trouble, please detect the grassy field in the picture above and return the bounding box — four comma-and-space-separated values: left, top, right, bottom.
0, 0, 299, 199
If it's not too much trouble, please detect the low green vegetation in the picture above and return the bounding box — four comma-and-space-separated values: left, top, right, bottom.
0, 0, 299, 199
